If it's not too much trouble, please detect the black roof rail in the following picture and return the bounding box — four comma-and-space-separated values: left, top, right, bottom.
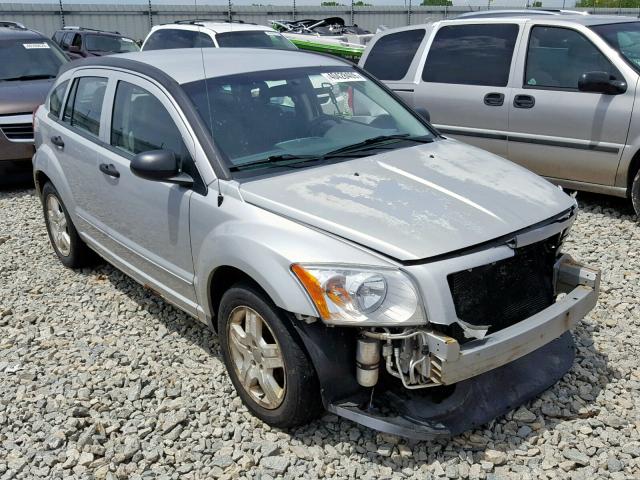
0, 21, 27, 30
171, 19, 255, 25
61, 26, 121, 35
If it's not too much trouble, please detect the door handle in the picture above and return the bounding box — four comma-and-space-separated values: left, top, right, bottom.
99, 163, 120, 178
484, 92, 505, 106
50, 135, 64, 148
513, 94, 535, 109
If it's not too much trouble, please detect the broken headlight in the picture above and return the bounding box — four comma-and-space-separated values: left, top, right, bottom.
291, 264, 427, 326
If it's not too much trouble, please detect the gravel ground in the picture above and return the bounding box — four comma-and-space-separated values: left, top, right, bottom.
0, 182, 638, 480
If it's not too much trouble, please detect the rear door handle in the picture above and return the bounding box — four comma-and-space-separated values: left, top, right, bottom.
484, 92, 505, 106
99, 163, 120, 178
513, 94, 535, 109
51, 135, 64, 148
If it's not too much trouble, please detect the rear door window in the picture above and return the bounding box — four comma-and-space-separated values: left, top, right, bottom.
63, 76, 107, 136
422, 24, 519, 86
363, 29, 426, 81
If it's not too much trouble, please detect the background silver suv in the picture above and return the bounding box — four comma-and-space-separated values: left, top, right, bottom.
360, 15, 640, 217
33, 48, 599, 439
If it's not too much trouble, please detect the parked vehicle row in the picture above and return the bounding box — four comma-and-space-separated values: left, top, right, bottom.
0, 21, 67, 162
52, 26, 139, 59
32, 47, 600, 439
360, 14, 640, 215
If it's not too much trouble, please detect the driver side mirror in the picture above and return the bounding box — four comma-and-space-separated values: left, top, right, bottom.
578, 71, 627, 95
415, 107, 431, 123
130, 150, 193, 187
68, 45, 82, 54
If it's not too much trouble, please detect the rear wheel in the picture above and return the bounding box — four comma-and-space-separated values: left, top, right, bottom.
41, 182, 95, 268
632, 169, 640, 220
217, 283, 321, 428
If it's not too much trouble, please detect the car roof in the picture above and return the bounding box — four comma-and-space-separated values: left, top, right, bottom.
63, 48, 349, 84
152, 22, 275, 34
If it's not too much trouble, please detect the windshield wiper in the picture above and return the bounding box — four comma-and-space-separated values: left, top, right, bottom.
229, 154, 322, 172
2, 74, 56, 81
229, 135, 434, 173
323, 134, 434, 157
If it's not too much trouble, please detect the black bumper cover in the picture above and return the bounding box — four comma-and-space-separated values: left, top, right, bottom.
330, 332, 574, 439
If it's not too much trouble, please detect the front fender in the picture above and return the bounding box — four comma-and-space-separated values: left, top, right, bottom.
189, 191, 395, 321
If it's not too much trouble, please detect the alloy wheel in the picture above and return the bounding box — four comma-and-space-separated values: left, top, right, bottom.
227, 306, 286, 409
46, 195, 71, 256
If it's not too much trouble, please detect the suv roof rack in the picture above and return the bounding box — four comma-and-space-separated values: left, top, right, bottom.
62, 26, 121, 34
0, 21, 27, 30
171, 19, 255, 25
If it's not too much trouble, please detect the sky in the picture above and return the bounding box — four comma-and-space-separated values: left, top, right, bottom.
0, 0, 579, 7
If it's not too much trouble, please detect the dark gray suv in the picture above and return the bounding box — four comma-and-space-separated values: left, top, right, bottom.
0, 21, 67, 162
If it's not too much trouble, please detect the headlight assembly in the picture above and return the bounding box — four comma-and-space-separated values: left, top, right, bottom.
291, 264, 427, 326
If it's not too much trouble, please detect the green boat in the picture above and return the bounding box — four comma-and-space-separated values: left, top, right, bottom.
271, 18, 373, 61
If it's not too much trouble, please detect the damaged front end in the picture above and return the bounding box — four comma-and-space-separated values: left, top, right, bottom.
291, 216, 600, 439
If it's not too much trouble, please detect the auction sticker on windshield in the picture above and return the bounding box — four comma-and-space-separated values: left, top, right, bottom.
23, 43, 50, 49
321, 72, 366, 83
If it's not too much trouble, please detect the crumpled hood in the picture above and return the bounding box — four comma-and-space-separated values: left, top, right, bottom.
0, 79, 53, 115
240, 139, 575, 261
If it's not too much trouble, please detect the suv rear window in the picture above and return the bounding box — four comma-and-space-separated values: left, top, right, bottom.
215, 31, 296, 50
422, 24, 519, 87
143, 29, 214, 50
363, 29, 426, 81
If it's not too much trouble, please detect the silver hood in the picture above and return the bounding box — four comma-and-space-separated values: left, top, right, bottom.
239, 139, 576, 261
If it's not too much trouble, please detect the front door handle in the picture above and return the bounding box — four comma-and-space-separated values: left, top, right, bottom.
484, 92, 505, 106
50, 135, 64, 148
99, 163, 120, 178
513, 94, 536, 109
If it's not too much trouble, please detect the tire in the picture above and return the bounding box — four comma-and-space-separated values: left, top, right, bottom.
632, 168, 640, 220
217, 283, 322, 428
41, 182, 95, 269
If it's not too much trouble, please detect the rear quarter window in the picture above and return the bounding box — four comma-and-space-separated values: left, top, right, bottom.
48, 80, 69, 118
363, 29, 426, 81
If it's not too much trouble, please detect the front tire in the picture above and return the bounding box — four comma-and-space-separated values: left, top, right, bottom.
218, 283, 321, 428
632, 169, 640, 220
41, 182, 94, 269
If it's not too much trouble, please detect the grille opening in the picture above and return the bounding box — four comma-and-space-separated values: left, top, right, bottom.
447, 236, 560, 337
1, 123, 34, 140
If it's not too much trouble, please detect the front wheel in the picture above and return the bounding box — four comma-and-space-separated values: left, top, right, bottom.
217, 283, 321, 428
632, 169, 640, 220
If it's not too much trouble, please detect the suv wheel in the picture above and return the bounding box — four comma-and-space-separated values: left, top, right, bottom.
218, 283, 321, 428
42, 182, 95, 268
632, 169, 640, 220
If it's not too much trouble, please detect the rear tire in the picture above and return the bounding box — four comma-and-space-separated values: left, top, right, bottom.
41, 182, 95, 269
217, 283, 322, 429
632, 169, 640, 220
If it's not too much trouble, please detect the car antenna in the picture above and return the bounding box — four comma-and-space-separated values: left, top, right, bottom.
217, 178, 224, 207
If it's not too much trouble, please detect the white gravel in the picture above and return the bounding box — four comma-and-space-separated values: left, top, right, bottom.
0, 187, 638, 480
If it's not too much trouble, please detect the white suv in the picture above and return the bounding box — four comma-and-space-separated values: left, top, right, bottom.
141, 19, 296, 51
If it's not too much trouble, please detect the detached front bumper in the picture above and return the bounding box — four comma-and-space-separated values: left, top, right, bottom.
320, 256, 600, 439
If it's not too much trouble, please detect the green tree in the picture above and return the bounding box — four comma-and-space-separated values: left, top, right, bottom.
421, 0, 453, 5
531, 0, 542, 6
354, 0, 373, 5
321, 1, 344, 5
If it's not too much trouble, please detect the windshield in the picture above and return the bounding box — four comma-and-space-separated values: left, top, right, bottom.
182, 66, 435, 175
85, 34, 139, 53
591, 22, 640, 71
215, 30, 297, 50
0, 39, 66, 81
